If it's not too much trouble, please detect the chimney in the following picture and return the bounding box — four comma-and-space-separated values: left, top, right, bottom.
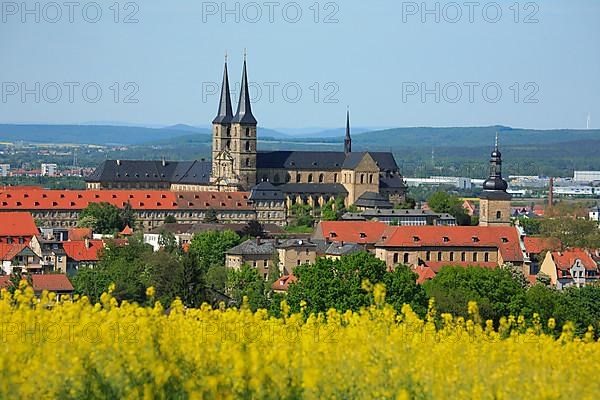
256, 236, 261, 246
548, 177, 554, 208
85, 238, 90, 249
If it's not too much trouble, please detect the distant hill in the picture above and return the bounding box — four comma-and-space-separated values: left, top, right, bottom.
0, 124, 210, 145
351, 126, 600, 148
2, 123, 599, 151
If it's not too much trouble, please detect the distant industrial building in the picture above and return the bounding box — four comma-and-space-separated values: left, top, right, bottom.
404, 176, 472, 189
574, 171, 600, 183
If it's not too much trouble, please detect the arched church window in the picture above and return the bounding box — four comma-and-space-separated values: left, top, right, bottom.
296, 174, 301, 183
286, 173, 291, 183
319, 174, 324, 183
496, 211, 502, 220
227, 127, 231, 136
226, 140, 231, 150
369, 174, 374, 184
246, 128, 250, 137
245, 158, 250, 167
360, 174, 365, 184
334, 173, 338, 183
246, 141, 251, 151
308, 174, 313, 183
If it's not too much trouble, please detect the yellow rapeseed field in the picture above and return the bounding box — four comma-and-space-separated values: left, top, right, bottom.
1, 283, 598, 399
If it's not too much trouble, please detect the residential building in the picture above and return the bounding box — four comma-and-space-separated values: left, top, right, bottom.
41, 163, 58, 177
374, 226, 525, 275
248, 181, 287, 226
225, 238, 276, 279
523, 237, 561, 276
276, 239, 317, 275
0, 211, 39, 243
589, 205, 600, 222
62, 239, 105, 274
540, 249, 599, 289
0, 164, 9, 177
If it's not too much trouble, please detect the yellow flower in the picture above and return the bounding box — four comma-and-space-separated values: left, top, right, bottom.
146, 286, 156, 298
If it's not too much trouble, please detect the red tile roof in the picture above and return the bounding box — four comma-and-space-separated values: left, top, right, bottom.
524, 237, 561, 254
412, 265, 436, 284
68, 228, 93, 241
63, 240, 104, 261
0, 212, 38, 237
0, 189, 252, 211
0, 243, 29, 260
271, 275, 297, 292
120, 225, 134, 235
551, 249, 597, 271
317, 221, 388, 245
31, 274, 74, 292
377, 226, 524, 263
0, 274, 74, 293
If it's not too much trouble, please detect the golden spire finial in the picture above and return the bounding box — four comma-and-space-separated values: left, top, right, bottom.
495, 132, 499, 149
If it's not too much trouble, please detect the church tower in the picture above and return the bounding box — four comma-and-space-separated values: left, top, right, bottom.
211, 56, 237, 187
479, 134, 512, 226
230, 53, 258, 190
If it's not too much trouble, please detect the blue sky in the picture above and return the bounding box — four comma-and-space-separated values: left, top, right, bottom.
1, 0, 598, 130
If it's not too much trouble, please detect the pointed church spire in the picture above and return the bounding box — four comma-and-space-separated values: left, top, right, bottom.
213, 55, 234, 124
233, 51, 257, 125
344, 107, 352, 154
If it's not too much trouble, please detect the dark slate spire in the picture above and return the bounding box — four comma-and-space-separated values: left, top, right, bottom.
483, 133, 508, 191
344, 108, 352, 154
233, 52, 257, 125
213, 55, 233, 124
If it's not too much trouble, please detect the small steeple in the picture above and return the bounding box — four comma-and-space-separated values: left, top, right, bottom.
233, 51, 257, 125
213, 54, 233, 124
483, 132, 508, 192
344, 107, 352, 154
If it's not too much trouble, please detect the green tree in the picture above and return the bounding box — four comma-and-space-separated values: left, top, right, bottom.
188, 230, 241, 272
203, 209, 219, 224
423, 266, 526, 323
287, 252, 388, 315
242, 220, 266, 238
227, 264, 269, 311
427, 191, 471, 226
290, 203, 314, 227
71, 267, 112, 303
540, 217, 600, 248
553, 286, 600, 336
144, 250, 184, 306
158, 231, 179, 253
206, 265, 228, 293
395, 196, 417, 210
321, 197, 346, 221
383, 265, 429, 315
518, 218, 542, 235
164, 215, 177, 224
77, 202, 134, 234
